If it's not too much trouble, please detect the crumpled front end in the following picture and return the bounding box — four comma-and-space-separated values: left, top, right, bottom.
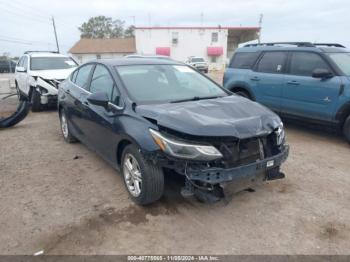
145, 126, 289, 203
29, 76, 64, 105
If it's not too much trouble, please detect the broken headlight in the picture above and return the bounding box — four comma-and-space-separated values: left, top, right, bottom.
275, 123, 285, 146
149, 129, 223, 161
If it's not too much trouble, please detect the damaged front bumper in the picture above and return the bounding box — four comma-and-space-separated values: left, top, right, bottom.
185, 145, 289, 184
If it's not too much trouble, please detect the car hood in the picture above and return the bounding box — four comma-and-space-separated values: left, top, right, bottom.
136, 95, 282, 139
30, 68, 76, 80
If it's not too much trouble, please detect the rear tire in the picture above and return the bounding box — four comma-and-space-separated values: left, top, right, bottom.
30, 88, 42, 112
121, 144, 164, 205
59, 109, 77, 143
343, 115, 350, 144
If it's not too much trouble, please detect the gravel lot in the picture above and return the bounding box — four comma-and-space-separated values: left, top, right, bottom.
0, 73, 350, 255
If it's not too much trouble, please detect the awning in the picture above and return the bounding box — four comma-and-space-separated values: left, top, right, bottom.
207, 46, 223, 56
156, 47, 170, 56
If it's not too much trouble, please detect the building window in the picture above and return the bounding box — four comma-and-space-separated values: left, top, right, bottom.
172, 32, 179, 44
96, 54, 101, 59
211, 56, 217, 63
212, 32, 218, 42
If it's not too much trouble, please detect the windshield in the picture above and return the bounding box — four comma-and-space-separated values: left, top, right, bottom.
327, 53, 350, 76
116, 64, 227, 104
191, 58, 205, 62
30, 57, 77, 70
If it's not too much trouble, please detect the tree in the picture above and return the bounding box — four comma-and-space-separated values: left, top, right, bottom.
79, 16, 125, 38
124, 25, 135, 37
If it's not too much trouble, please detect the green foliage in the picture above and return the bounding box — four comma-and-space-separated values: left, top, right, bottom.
124, 25, 135, 37
79, 16, 134, 38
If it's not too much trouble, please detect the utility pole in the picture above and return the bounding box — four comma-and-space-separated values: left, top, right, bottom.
258, 14, 263, 43
51, 16, 60, 53
200, 12, 204, 26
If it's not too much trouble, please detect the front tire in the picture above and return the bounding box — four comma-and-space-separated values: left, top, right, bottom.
31, 88, 42, 112
121, 144, 164, 205
59, 109, 77, 143
343, 115, 350, 144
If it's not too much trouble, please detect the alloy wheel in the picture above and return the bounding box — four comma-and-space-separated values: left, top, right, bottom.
61, 113, 69, 138
123, 153, 142, 197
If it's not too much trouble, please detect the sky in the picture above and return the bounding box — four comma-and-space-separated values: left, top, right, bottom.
0, 0, 349, 57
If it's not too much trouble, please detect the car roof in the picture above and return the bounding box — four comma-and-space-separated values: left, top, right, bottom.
237, 46, 349, 53
125, 54, 171, 59
91, 58, 183, 66
25, 52, 70, 58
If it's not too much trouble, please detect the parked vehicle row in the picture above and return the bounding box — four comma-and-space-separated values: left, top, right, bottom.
0, 60, 16, 73
58, 58, 289, 205
13, 42, 350, 205
223, 42, 350, 143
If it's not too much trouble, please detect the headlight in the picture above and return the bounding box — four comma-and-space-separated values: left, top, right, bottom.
275, 123, 285, 145
149, 129, 222, 161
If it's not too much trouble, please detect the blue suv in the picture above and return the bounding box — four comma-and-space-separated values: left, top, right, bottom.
223, 42, 350, 143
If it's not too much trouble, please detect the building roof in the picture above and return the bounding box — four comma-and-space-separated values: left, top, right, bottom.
69, 38, 136, 54
135, 26, 260, 31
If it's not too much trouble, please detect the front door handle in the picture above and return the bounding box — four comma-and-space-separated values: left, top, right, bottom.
287, 80, 300, 85
250, 76, 260, 81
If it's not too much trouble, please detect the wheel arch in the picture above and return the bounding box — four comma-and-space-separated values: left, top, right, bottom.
116, 139, 133, 166
227, 84, 255, 101
335, 102, 350, 128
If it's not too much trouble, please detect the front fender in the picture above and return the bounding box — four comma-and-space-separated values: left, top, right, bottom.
116, 114, 159, 152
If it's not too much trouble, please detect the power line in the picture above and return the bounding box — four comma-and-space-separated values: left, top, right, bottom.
0, 0, 78, 31
0, 6, 50, 25
0, 38, 32, 45
0, 35, 55, 45
3, 0, 50, 21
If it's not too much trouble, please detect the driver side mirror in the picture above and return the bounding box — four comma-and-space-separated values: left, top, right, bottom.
87, 92, 109, 109
16, 66, 26, 73
312, 68, 333, 79
87, 92, 123, 112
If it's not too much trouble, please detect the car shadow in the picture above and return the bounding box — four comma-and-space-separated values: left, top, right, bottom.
282, 118, 345, 142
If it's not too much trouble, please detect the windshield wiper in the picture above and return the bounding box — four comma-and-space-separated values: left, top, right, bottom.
170, 95, 223, 103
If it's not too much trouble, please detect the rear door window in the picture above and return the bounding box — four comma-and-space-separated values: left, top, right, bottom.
74, 64, 94, 89
256, 52, 286, 73
70, 70, 78, 82
289, 52, 330, 76
230, 52, 260, 69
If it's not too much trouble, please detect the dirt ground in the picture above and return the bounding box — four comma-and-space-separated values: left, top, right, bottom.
0, 73, 350, 255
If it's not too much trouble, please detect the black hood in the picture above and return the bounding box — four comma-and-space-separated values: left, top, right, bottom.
136, 95, 281, 139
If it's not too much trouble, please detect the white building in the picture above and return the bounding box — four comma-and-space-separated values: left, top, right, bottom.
135, 26, 260, 69
69, 38, 136, 64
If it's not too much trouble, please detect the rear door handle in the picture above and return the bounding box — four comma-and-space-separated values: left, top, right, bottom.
250, 76, 260, 81
287, 80, 300, 85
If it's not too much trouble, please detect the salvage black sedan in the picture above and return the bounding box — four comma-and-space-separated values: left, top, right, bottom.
58, 58, 289, 205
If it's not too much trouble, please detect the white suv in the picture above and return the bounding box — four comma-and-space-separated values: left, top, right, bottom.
15, 52, 78, 111
185, 56, 209, 73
